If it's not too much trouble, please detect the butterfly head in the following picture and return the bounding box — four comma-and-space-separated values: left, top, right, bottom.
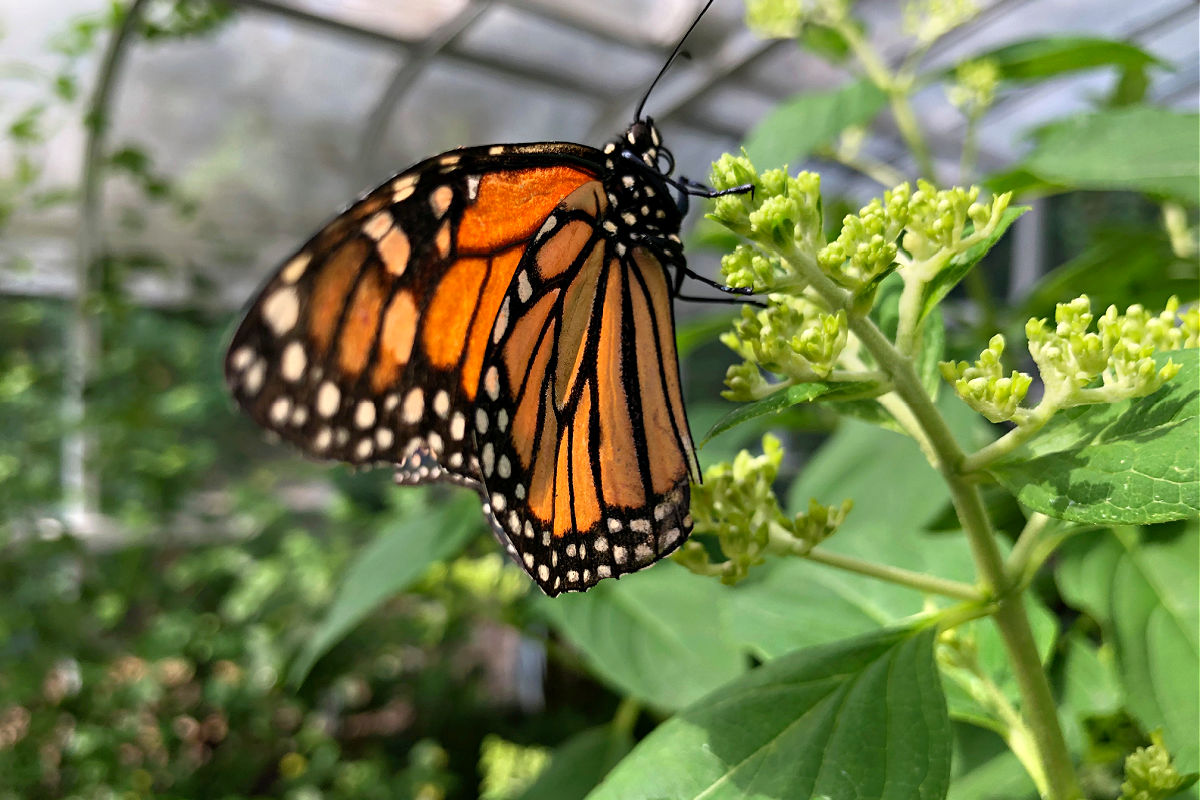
612, 117, 675, 177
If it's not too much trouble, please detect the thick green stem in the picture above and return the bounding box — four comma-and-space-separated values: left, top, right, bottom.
776, 243, 1082, 799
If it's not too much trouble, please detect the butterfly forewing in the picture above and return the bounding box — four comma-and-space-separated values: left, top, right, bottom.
225, 144, 601, 485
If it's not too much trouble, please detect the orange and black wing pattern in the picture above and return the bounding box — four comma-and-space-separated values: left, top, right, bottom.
225, 143, 601, 487
226, 119, 702, 595
473, 176, 699, 595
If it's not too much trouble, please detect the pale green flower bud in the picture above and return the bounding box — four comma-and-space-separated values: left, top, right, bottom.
1026, 296, 1187, 408
940, 334, 1033, 422
687, 435, 851, 583
722, 361, 771, 402
904, 0, 978, 43
1120, 731, 1193, 800
947, 59, 1000, 113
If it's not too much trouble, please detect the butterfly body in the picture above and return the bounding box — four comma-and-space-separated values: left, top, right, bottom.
226, 118, 701, 595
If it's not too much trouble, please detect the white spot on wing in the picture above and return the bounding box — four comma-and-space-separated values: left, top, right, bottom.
484, 366, 500, 401
280, 342, 306, 382
355, 400, 376, 429
262, 287, 300, 336
492, 296, 510, 343
433, 389, 450, 419
316, 381, 340, 418
402, 388, 424, 424
281, 253, 311, 284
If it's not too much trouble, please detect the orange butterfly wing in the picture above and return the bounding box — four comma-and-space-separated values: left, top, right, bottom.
225, 144, 601, 484
227, 121, 703, 596
473, 181, 699, 595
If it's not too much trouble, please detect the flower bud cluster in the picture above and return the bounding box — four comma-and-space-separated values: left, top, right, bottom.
745, 0, 850, 38
939, 335, 1033, 423
682, 435, 851, 584
721, 295, 848, 396
902, 180, 1009, 267
903, 0, 978, 44
710, 155, 823, 272
947, 59, 1000, 114
1027, 295, 1182, 404
818, 184, 912, 290
1120, 732, 1193, 800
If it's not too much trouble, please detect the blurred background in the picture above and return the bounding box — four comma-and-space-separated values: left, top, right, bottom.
0, 0, 1196, 797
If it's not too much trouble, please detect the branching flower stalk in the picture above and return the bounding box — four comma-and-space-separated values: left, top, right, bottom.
746, 0, 981, 184
700, 153, 1113, 800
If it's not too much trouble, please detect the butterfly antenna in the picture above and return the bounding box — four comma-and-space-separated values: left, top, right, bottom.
633, 0, 718, 122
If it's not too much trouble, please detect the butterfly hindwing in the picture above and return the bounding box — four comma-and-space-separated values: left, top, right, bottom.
224, 144, 602, 485
473, 179, 698, 596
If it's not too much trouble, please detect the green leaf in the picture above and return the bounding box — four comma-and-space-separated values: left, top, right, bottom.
918, 206, 1030, 324
958, 37, 1164, 83
990, 350, 1200, 524
288, 498, 480, 684
1056, 526, 1200, 773
727, 401, 986, 659
949, 724, 1039, 800
1016, 225, 1199, 323
538, 562, 745, 711
1057, 631, 1123, 753
516, 726, 633, 800
799, 23, 851, 62
984, 166, 1069, 199
949, 747, 1038, 800
744, 79, 888, 170
701, 380, 881, 445
586, 627, 951, 800
1017, 108, 1199, 205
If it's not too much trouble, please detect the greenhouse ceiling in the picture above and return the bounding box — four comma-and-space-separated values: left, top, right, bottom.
0, 0, 1196, 309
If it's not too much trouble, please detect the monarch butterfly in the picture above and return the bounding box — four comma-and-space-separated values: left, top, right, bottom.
224, 0, 749, 596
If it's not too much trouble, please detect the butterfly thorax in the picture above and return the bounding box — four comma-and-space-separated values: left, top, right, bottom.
598, 118, 684, 248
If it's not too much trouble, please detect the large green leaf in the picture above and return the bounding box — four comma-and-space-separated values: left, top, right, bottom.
917, 206, 1030, 324
744, 79, 888, 170
990, 350, 1199, 525
516, 726, 633, 800
1015, 107, 1199, 205
1056, 526, 1200, 773
948, 724, 1038, 800
537, 562, 745, 711
955, 37, 1164, 83
1016, 225, 1199, 323
586, 627, 951, 800
289, 497, 480, 684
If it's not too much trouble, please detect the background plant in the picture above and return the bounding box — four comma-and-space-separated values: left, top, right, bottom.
1, 1, 1196, 799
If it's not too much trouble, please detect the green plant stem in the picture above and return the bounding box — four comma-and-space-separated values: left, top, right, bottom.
1005, 512, 1055, 587
802, 546, 983, 601
836, 21, 938, 182
817, 145, 908, 188
611, 697, 640, 739
960, 108, 982, 183
778, 242, 1082, 799
961, 396, 1062, 473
